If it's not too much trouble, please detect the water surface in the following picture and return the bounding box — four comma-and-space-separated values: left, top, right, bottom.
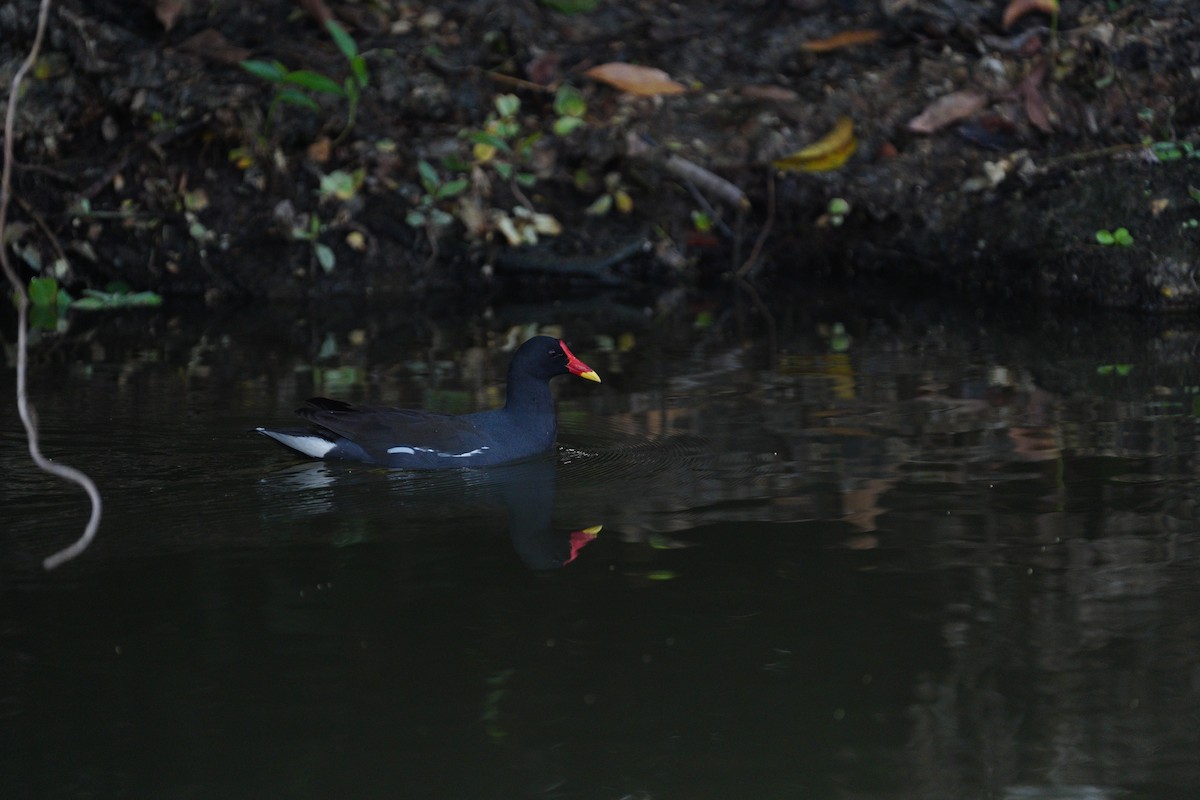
3, 304, 1199, 799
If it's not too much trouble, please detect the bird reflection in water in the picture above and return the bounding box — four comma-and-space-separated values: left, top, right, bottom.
259, 454, 599, 571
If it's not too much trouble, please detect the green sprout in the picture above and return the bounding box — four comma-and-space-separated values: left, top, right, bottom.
552, 85, 587, 136
240, 20, 369, 142
406, 160, 468, 229
1095, 227, 1133, 247
292, 214, 336, 273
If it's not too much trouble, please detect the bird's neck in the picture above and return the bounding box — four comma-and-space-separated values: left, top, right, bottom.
503, 370, 556, 416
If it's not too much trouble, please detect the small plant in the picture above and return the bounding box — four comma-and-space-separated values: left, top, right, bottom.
318, 168, 365, 202
584, 172, 633, 216
406, 160, 468, 230
1095, 227, 1133, 247
812, 197, 851, 228
552, 85, 587, 136
292, 214, 336, 273
25, 276, 72, 331
240, 20, 369, 141
1151, 140, 1199, 162
71, 283, 163, 310
467, 94, 540, 187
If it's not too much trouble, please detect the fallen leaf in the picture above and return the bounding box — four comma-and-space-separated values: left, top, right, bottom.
177, 29, 252, 65
908, 90, 987, 134
156, 0, 187, 31
584, 63, 686, 96
801, 29, 884, 53
526, 51, 563, 85
1020, 63, 1053, 133
739, 85, 799, 102
307, 137, 332, 164
773, 117, 857, 173
1003, 0, 1060, 30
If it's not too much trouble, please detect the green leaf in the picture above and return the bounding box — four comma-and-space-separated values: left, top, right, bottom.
350, 55, 369, 89
315, 242, 336, 273
405, 210, 427, 227
493, 161, 513, 179
1095, 229, 1115, 245
1152, 141, 1182, 161
1188, 185, 1200, 204
417, 160, 440, 194
28, 276, 59, 308
320, 170, 359, 201
515, 172, 537, 187
283, 70, 346, 96
276, 88, 321, 110
326, 20, 358, 60
554, 84, 587, 118
585, 194, 613, 216
1114, 227, 1134, 246
241, 59, 287, 82
643, 570, 676, 581
514, 131, 542, 158
436, 178, 469, 199
70, 289, 162, 310
494, 93, 520, 118
468, 131, 511, 152
553, 116, 585, 136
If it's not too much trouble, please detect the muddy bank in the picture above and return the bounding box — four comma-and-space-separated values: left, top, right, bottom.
2, 0, 1198, 311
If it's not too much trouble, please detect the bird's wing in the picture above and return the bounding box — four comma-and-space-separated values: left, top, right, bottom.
296, 398, 490, 462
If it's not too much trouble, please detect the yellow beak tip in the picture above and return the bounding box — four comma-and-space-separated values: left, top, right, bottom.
580, 370, 601, 383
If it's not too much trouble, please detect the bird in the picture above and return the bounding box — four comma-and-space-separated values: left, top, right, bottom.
257, 336, 601, 469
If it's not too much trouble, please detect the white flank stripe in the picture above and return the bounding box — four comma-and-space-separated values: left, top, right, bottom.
258, 428, 337, 459
437, 446, 490, 458
385, 444, 490, 458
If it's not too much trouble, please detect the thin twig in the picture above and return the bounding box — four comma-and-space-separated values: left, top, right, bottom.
1, 0, 103, 570
735, 170, 775, 278
734, 172, 778, 356
664, 153, 750, 210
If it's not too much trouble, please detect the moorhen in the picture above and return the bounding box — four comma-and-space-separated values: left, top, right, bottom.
257, 336, 601, 469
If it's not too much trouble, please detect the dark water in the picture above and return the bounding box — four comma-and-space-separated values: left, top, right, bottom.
3, 303, 1200, 799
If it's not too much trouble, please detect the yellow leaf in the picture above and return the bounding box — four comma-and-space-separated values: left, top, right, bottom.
614, 190, 634, 214
473, 142, 497, 163
584, 62, 686, 96
772, 117, 857, 173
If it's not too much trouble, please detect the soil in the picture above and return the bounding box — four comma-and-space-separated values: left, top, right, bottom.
2, 0, 1198, 311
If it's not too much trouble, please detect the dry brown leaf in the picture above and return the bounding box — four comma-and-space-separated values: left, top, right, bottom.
584, 63, 686, 96
1020, 63, 1053, 133
307, 137, 332, 164
177, 29, 252, 65
156, 0, 187, 31
740, 85, 800, 102
1002, 0, 1060, 30
908, 90, 987, 134
801, 29, 884, 53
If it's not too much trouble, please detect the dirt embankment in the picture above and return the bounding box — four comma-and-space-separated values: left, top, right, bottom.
2, 0, 1198, 310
